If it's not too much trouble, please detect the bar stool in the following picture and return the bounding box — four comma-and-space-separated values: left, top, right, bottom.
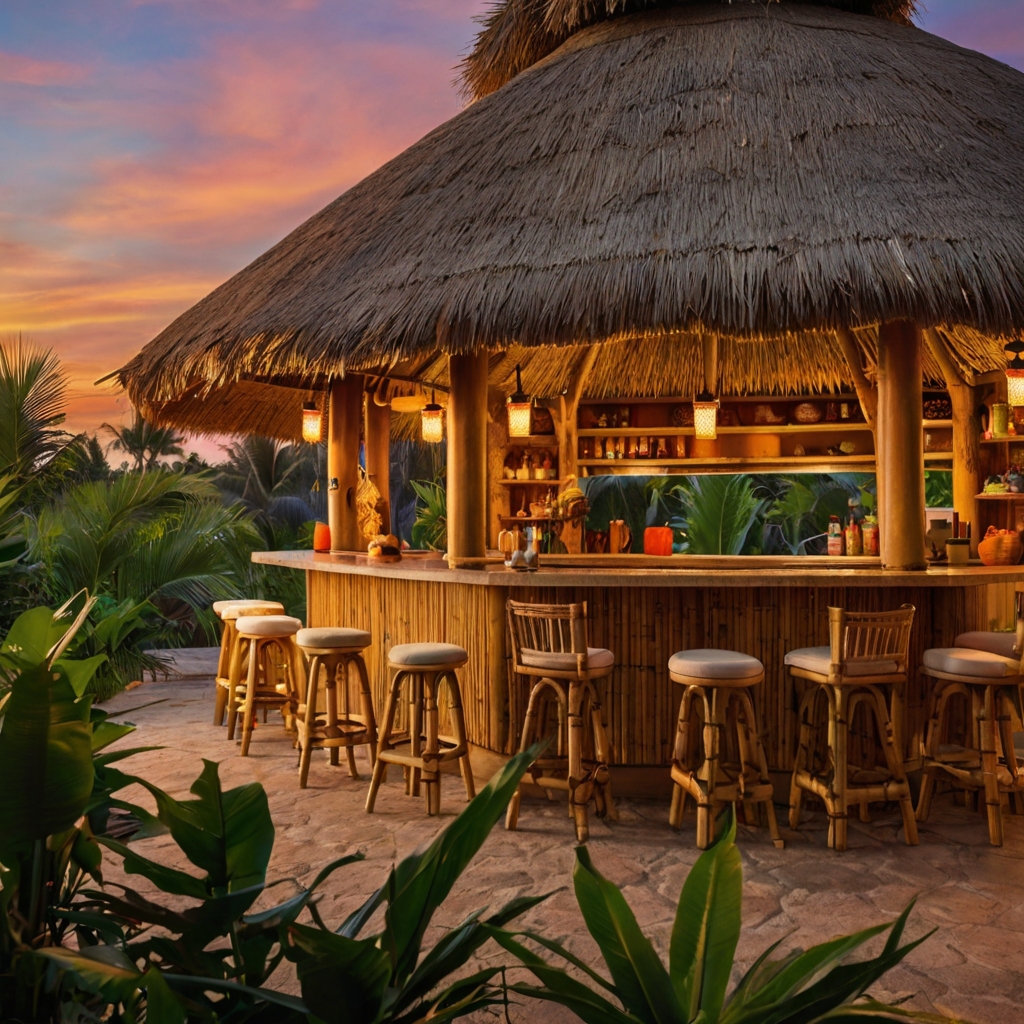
213, 600, 284, 726
787, 604, 917, 852
668, 649, 783, 849
228, 614, 305, 756
504, 600, 615, 843
365, 642, 475, 815
917, 644, 1024, 846
295, 626, 377, 787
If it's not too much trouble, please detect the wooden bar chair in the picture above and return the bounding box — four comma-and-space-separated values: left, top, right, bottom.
504, 599, 616, 843
365, 643, 475, 816
213, 600, 284, 726
295, 627, 377, 787
668, 649, 783, 849
917, 606, 1024, 846
228, 614, 305, 756
787, 604, 917, 852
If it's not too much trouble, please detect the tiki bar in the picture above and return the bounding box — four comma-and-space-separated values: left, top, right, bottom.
118, 3, 1024, 850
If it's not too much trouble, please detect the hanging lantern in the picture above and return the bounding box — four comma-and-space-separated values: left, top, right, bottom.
1006, 339, 1024, 407
506, 364, 533, 437
692, 390, 720, 440
301, 401, 323, 443
421, 391, 444, 443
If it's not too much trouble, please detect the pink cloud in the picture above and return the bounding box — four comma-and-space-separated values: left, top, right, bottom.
0, 51, 88, 86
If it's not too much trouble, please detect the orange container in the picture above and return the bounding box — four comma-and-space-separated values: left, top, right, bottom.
644, 527, 674, 556
977, 529, 1022, 566
313, 522, 331, 552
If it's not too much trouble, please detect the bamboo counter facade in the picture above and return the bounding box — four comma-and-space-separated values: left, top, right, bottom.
254, 551, 1024, 776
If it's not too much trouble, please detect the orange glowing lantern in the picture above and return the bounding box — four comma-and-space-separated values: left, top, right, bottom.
302, 401, 323, 443
506, 364, 532, 437
421, 391, 444, 443
1006, 339, 1024, 407
692, 390, 720, 440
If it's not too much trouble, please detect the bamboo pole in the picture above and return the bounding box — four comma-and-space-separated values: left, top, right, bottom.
877, 321, 926, 570
835, 327, 877, 429
364, 396, 392, 534
924, 328, 981, 554
327, 375, 364, 553
447, 352, 489, 561
558, 345, 599, 481
702, 333, 719, 393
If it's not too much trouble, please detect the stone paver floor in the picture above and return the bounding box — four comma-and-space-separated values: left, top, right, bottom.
102, 653, 1024, 1023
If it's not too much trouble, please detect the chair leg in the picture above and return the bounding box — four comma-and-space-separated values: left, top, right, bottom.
366, 669, 404, 814
506, 677, 545, 831
789, 681, 815, 830
225, 632, 245, 739
240, 639, 260, 757
590, 694, 616, 821
408, 673, 423, 798
669, 686, 696, 830
446, 670, 476, 802
737, 688, 784, 850
299, 655, 320, 788
980, 685, 1004, 846
916, 679, 948, 823
869, 686, 918, 846
567, 680, 588, 843
696, 688, 722, 850
355, 654, 378, 768
830, 686, 849, 852
421, 673, 440, 816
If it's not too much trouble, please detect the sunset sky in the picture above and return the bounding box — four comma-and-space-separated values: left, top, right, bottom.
2, 0, 1022, 457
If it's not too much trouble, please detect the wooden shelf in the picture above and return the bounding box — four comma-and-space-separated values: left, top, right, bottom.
578, 423, 872, 438
923, 452, 953, 461
507, 434, 558, 445
498, 478, 565, 487
980, 436, 1022, 444
976, 492, 1024, 500
580, 455, 876, 471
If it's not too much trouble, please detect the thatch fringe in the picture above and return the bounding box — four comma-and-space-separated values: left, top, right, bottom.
461, 0, 919, 99
119, 3, 1024, 429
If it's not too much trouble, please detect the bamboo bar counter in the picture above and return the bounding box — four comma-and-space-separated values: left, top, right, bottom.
254, 550, 1024, 776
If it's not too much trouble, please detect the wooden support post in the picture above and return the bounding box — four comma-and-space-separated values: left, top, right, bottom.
558, 345, 599, 482
877, 322, 926, 570
327, 375, 364, 553
365, 396, 392, 534
836, 327, 877, 429
924, 328, 981, 555
702, 333, 719, 393
447, 352, 489, 563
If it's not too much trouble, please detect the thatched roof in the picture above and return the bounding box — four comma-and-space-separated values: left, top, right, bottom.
119, 1, 1024, 435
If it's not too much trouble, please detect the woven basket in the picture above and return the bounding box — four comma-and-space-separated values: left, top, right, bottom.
978, 532, 1023, 566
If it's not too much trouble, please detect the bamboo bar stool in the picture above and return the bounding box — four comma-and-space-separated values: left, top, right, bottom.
917, 610, 1024, 846
504, 599, 616, 843
295, 626, 377, 788
787, 604, 917, 852
213, 600, 284, 726
365, 642, 475, 816
228, 614, 305, 756
668, 649, 783, 849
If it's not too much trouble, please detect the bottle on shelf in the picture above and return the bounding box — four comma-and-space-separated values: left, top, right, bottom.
844, 514, 863, 556
827, 515, 844, 556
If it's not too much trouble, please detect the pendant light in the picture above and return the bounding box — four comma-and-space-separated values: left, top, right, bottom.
506, 364, 532, 437
1006, 338, 1024, 407
692, 390, 720, 440
421, 391, 444, 443
301, 400, 323, 443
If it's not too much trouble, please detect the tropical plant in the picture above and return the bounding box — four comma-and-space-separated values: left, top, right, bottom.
102, 410, 186, 474
763, 476, 854, 555
0, 475, 27, 578
411, 479, 448, 551
33, 746, 543, 1023
0, 336, 74, 484
672, 475, 766, 555
214, 434, 321, 523
925, 470, 954, 508
498, 810, 959, 1024
391, 439, 446, 544
579, 475, 654, 552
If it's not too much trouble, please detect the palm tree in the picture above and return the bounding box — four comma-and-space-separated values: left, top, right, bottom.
103, 411, 185, 473
214, 435, 319, 523
0, 336, 73, 481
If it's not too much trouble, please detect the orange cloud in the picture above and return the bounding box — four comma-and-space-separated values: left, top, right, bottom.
0, 51, 88, 86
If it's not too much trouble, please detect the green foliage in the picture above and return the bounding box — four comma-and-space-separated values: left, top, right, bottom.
763, 477, 854, 555
499, 809, 954, 1024
214, 435, 321, 522
102, 410, 185, 473
925, 470, 954, 508
411, 479, 448, 551
579, 475, 652, 551
672, 476, 766, 555
391, 439, 446, 544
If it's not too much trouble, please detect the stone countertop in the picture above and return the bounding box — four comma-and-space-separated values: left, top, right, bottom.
252, 549, 1024, 589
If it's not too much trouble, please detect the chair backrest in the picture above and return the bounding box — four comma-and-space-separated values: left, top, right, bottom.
828, 604, 916, 676
507, 599, 589, 672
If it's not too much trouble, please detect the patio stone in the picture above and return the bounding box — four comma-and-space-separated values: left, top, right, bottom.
100, 657, 1024, 1024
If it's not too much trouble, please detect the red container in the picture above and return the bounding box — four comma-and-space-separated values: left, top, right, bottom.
644, 526, 674, 556
313, 522, 331, 552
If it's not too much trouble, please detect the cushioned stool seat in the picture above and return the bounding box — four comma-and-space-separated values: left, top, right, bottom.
388, 642, 467, 667
214, 599, 284, 617
955, 631, 1019, 659
520, 646, 614, 673
213, 601, 287, 727
922, 647, 1019, 678
220, 601, 284, 619
669, 649, 763, 682
784, 646, 898, 678
235, 615, 303, 637
297, 627, 372, 650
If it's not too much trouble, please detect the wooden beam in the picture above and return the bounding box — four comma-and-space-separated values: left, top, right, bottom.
924, 328, 981, 553
835, 327, 877, 429
558, 345, 599, 481
877, 322, 926, 570
447, 352, 489, 562
327, 375, 364, 553
702, 334, 719, 393
364, 395, 391, 534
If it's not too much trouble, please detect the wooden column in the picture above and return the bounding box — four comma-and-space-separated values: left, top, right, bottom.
924, 328, 981, 555
836, 327, 877, 429
327, 375, 364, 553
364, 396, 391, 534
877, 321, 926, 570
557, 345, 599, 482
447, 352, 489, 562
